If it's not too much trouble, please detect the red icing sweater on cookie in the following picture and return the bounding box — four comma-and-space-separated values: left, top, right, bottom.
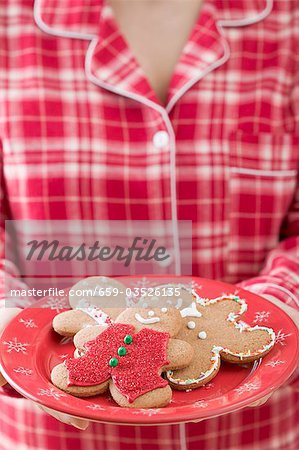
65, 323, 170, 403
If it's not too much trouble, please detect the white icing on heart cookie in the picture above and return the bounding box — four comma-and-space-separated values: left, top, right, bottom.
76, 299, 110, 325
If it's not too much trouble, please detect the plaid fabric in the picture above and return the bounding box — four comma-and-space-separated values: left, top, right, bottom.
0, 385, 298, 450
0, 0, 299, 448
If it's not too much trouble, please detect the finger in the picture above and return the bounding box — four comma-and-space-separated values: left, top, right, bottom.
37, 405, 89, 430
0, 371, 7, 387
249, 393, 272, 407
0, 308, 22, 330
0, 308, 22, 386
68, 417, 89, 430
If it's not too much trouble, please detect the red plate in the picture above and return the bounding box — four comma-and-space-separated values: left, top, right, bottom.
0, 277, 298, 425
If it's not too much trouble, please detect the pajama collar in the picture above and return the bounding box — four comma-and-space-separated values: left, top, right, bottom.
33, 0, 273, 109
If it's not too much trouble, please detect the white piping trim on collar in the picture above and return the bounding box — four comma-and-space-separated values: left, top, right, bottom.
33, 0, 96, 40
220, 0, 273, 28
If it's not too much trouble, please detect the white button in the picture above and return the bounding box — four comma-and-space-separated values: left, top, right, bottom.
152, 131, 169, 149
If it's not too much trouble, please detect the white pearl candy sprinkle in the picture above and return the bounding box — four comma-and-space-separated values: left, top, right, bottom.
161, 307, 168, 313
198, 331, 207, 340
148, 310, 155, 317
187, 321, 196, 330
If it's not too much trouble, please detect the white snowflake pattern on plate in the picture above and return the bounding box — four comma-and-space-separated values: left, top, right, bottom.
86, 404, 106, 411
132, 408, 161, 416
265, 360, 286, 368
235, 381, 261, 395
130, 277, 151, 289
193, 400, 208, 408
13, 367, 33, 376
19, 318, 38, 328
37, 388, 67, 400
253, 311, 270, 324
3, 338, 29, 354
275, 329, 292, 346
42, 296, 69, 313
181, 280, 203, 292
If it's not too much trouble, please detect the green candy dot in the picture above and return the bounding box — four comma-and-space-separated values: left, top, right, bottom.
109, 358, 118, 367
118, 346, 127, 356
124, 335, 133, 344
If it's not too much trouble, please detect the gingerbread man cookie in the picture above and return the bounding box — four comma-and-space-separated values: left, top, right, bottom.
53, 276, 127, 336
166, 294, 275, 390
51, 308, 194, 408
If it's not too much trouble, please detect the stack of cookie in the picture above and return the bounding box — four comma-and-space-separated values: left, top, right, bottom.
51, 278, 275, 408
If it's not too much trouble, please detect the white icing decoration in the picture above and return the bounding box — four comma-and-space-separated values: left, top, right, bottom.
76, 300, 109, 325
227, 312, 237, 322
180, 302, 202, 318
235, 321, 248, 332
167, 345, 221, 385
195, 293, 248, 316
148, 310, 155, 317
161, 307, 168, 313
198, 331, 207, 340
187, 321, 196, 329
135, 313, 160, 324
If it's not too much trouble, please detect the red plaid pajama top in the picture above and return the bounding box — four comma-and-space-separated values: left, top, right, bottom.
0, 0, 299, 448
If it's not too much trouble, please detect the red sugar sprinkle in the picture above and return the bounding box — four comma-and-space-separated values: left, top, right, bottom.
65, 323, 170, 403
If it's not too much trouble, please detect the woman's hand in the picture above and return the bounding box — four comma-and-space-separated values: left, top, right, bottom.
0, 307, 89, 430
0, 307, 22, 387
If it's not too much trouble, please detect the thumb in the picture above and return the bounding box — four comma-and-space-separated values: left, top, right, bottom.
37, 405, 89, 430
249, 393, 273, 407
0, 372, 7, 387
0, 307, 22, 331
0, 307, 22, 386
